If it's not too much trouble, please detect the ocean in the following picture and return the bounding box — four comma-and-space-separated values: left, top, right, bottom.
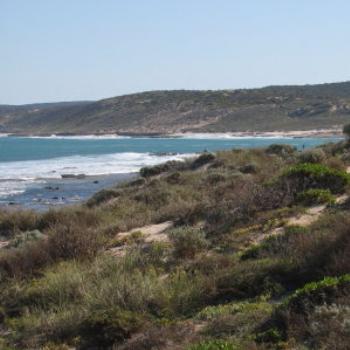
0, 135, 343, 210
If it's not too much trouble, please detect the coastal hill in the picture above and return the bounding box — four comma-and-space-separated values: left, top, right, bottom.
1, 81, 350, 135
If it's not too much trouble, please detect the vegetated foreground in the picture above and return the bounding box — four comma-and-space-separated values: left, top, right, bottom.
1, 137, 350, 349
2, 81, 350, 135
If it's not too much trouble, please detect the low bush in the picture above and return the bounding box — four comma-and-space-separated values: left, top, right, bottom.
6, 229, 45, 249
241, 225, 310, 261
79, 307, 143, 348
239, 163, 258, 174
198, 300, 273, 342
191, 153, 216, 169
285, 274, 350, 311
187, 339, 239, 350
283, 163, 350, 194
343, 123, 350, 139
266, 144, 296, 158
263, 275, 350, 348
140, 160, 186, 177
168, 227, 209, 259
0, 210, 38, 238
0, 239, 50, 278
86, 188, 121, 207
296, 188, 335, 206
298, 148, 326, 164
47, 223, 105, 261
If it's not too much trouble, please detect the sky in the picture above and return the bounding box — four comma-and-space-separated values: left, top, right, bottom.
1, 0, 350, 104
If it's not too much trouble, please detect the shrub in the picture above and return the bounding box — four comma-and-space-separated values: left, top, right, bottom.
79, 308, 143, 348
48, 223, 105, 261
140, 160, 185, 177
304, 303, 350, 349
206, 172, 227, 184
86, 188, 121, 207
269, 275, 350, 348
7, 229, 45, 249
286, 274, 350, 309
296, 188, 335, 206
168, 227, 209, 259
343, 123, 350, 138
199, 301, 273, 340
298, 148, 326, 164
266, 144, 296, 157
255, 327, 283, 343
241, 225, 310, 261
0, 239, 50, 278
239, 163, 258, 174
166, 171, 182, 184
0, 210, 38, 238
283, 163, 350, 194
191, 152, 215, 169
187, 339, 238, 350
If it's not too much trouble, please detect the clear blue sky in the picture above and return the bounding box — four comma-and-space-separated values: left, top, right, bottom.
1, 0, 350, 104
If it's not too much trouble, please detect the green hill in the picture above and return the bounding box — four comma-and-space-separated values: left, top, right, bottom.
1, 81, 350, 135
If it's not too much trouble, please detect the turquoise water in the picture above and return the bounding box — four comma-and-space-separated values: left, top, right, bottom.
0, 136, 342, 162
0, 135, 343, 210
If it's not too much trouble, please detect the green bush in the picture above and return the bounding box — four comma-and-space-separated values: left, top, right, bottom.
86, 188, 121, 207
0, 210, 38, 238
266, 144, 296, 157
255, 327, 283, 343
7, 230, 45, 249
79, 307, 143, 348
239, 162, 258, 174
296, 188, 335, 206
298, 148, 326, 164
140, 160, 185, 177
283, 163, 350, 194
343, 123, 350, 138
286, 274, 350, 308
191, 153, 216, 169
168, 227, 209, 259
187, 339, 238, 350
48, 223, 105, 261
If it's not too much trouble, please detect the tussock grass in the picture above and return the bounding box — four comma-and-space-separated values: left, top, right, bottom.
1, 144, 350, 349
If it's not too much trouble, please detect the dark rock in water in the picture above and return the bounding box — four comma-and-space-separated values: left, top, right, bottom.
52, 196, 59, 200
153, 152, 177, 156
8, 202, 16, 205
93, 180, 99, 184
45, 186, 60, 190
61, 173, 86, 179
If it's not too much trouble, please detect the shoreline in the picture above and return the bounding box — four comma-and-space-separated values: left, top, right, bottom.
0, 173, 137, 211
0, 128, 344, 139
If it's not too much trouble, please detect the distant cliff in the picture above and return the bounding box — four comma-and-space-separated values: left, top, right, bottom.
1, 81, 350, 135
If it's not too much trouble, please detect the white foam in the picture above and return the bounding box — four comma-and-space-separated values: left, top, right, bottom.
171, 133, 293, 139
26, 134, 131, 140
0, 152, 192, 198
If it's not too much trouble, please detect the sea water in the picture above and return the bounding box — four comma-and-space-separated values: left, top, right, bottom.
0, 135, 342, 210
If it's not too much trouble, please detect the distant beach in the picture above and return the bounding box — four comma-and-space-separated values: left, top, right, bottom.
0, 128, 343, 139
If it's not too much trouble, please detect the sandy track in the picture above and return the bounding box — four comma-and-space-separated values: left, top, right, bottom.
109, 221, 173, 257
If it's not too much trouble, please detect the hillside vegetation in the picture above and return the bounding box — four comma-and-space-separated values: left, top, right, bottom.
1, 81, 350, 135
1, 135, 350, 348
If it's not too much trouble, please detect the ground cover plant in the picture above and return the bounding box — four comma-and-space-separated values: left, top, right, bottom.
1, 136, 350, 349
